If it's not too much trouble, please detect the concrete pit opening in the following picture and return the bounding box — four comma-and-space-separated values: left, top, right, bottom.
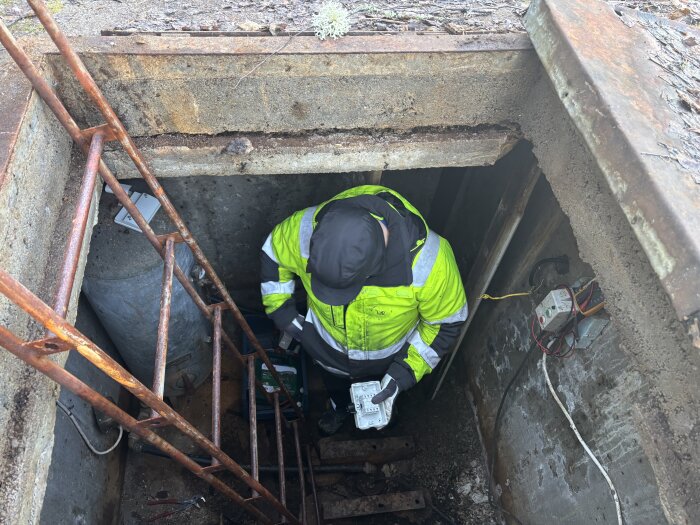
0, 4, 698, 524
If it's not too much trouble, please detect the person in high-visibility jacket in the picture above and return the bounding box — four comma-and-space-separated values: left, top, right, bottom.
260, 185, 467, 434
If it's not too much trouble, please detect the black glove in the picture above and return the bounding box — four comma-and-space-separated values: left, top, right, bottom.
370, 374, 400, 429
371, 377, 398, 404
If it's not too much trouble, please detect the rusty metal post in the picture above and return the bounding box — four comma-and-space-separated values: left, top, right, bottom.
27, 0, 303, 418
150, 236, 175, 418
0, 270, 299, 524
0, 325, 275, 525
248, 355, 259, 497
306, 444, 322, 525
211, 306, 222, 467
292, 420, 307, 525
53, 131, 104, 320
274, 392, 287, 522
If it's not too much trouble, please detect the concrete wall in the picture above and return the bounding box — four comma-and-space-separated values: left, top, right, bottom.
0, 55, 90, 524
48, 34, 538, 136
521, 76, 698, 524
451, 177, 668, 524
443, 73, 698, 524
40, 297, 126, 525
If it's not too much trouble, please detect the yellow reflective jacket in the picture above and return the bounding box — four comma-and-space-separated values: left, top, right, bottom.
260, 185, 467, 389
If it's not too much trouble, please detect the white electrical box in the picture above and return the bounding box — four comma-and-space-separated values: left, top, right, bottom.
114, 192, 161, 232
349, 381, 388, 430
536, 288, 573, 332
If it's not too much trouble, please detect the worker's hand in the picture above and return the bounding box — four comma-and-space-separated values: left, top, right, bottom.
284, 314, 305, 341
371, 374, 400, 429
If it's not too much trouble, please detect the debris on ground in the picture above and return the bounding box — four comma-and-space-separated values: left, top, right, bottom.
618, 6, 700, 178
2, 0, 699, 37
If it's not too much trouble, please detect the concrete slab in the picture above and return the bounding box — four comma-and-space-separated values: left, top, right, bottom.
45, 33, 540, 136
102, 128, 519, 178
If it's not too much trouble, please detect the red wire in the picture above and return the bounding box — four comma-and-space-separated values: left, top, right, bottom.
531, 316, 552, 354
579, 282, 596, 312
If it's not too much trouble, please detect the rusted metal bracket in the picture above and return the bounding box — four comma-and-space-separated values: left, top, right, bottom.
155, 232, 185, 245
318, 436, 416, 465
24, 337, 73, 354
136, 416, 169, 428
322, 491, 426, 520
81, 123, 118, 143
201, 464, 227, 474
206, 302, 232, 312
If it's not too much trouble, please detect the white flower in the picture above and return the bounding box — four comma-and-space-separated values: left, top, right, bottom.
313, 1, 351, 40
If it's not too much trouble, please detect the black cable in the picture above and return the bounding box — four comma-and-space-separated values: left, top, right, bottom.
528, 255, 569, 288
487, 339, 540, 525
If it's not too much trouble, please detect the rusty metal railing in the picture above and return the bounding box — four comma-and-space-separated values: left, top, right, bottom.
0, 1, 318, 522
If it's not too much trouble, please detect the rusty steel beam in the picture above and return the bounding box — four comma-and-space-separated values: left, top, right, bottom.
273, 393, 287, 523
53, 131, 104, 320
150, 236, 175, 418
322, 491, 426, 520
291, 420, 306, 525
0, 14, 288, 418
247, 355, 260, 497
0, 324, 275, 525
63, 31, 533, 56
211, 306, 222, 467
23, 336, 73, 355
27, 0, 303, 418
306, 444, 322, 525
0, 270, 299, 524
318, 436, 417, 465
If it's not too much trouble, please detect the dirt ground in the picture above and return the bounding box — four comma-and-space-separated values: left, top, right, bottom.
117, 349, 496, 524
1, 0, 698, 37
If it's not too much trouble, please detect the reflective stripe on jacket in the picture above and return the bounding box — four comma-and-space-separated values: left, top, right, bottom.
260, 185, 468, 387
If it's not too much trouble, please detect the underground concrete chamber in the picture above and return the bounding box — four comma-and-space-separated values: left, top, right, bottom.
0, 12, 697, 525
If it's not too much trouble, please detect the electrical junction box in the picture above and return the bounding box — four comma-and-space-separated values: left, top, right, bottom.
536, 288, 573, 332
114, 192, 161, 232
349, 381, 388, 430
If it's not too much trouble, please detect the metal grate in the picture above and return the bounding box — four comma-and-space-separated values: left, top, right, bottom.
0, 1, 319, 522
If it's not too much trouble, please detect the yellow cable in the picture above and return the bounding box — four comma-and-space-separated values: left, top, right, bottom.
480, 292, 530, 301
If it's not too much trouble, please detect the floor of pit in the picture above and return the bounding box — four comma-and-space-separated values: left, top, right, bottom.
118, 347, 497, 525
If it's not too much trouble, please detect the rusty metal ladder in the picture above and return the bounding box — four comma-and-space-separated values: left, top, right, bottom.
0, 1, 320, 523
